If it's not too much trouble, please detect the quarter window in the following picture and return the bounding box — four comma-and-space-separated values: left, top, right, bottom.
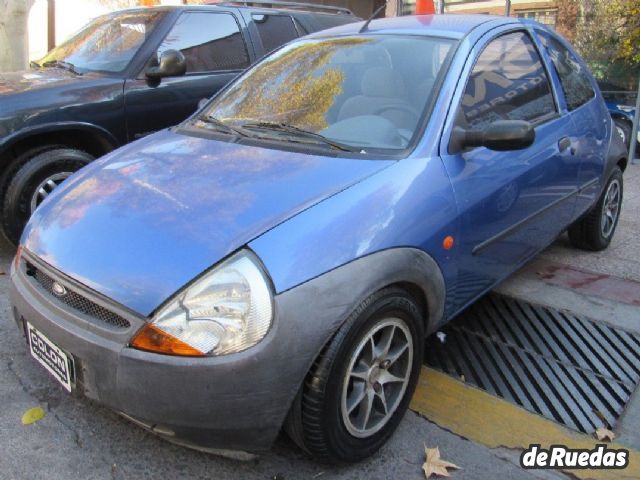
252, 14, 299, 53
537, 30, 595, 111
158, 13, 249, 74
456, 31, 556, 130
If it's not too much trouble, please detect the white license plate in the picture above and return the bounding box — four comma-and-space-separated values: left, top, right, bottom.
27, 322, 74, 392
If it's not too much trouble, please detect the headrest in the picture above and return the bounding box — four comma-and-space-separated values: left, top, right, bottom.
361, 67, 405, 98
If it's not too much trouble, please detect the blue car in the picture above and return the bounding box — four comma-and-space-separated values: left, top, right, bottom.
10, 14, 627, 462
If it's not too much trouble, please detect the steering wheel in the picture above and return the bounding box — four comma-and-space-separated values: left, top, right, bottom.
373, 105, 420, 142
373, 104, 420, 123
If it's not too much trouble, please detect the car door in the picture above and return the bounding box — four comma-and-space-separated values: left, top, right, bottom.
440, 29, 581, 311
246, 12, 301, 55
124, 11, 252, 141
535, 29, 608, 221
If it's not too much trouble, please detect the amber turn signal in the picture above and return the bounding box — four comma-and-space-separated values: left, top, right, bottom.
130, 323, 205, 357
442, 235, 455, 250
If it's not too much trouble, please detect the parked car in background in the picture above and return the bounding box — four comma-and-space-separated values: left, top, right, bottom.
0, 1, 358, 244
11, 14, 627, 463
598, 81, 639, 151
606, 101, 638, 151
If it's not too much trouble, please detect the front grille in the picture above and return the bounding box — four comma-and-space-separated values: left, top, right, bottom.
30, 265, 131, 330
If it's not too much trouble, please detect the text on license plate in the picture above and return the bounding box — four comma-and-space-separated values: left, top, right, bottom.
27, 322, 73, 392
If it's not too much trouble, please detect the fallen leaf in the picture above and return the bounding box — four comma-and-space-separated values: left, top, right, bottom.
21, 406, 45, 425
423, 446, 461, 478
595, 427, 616, 442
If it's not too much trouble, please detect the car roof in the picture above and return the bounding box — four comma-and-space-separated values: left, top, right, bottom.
307, 13, 522, 40
108, 4, 355, 18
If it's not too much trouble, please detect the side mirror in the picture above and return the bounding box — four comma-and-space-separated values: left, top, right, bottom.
451, 120, 535, 152
146, 49, 187, 80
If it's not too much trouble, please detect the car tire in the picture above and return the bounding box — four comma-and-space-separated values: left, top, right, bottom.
1, 148, 93, 245
613, 118, 632, 150
568, 166, 623, 251
288, 287, 424, 463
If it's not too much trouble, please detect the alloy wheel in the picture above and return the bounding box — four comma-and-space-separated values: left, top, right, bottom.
30, 172, 73, 213
341, 318, 413, 438
601, 178, 621, 238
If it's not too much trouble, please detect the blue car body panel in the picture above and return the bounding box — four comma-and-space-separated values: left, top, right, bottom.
605, 100, 635, 124
22, 14, 614, 322
23, 130, 394, 315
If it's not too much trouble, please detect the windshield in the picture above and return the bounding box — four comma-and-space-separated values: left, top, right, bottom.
37, 10, 164, 74
197, 35, 456, 152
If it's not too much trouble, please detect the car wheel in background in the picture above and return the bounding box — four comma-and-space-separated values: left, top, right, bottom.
1, 148, 94, 245
569, 166, 623, 251
287, 287, 424, 463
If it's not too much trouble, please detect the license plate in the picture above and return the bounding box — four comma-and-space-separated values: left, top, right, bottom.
27, 322, 74, 392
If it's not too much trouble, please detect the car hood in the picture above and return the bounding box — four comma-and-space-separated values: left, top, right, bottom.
23, 130, 393, 316
0, 68, 94, 95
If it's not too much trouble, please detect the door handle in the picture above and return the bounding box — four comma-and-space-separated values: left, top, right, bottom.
558, 137, 573, 153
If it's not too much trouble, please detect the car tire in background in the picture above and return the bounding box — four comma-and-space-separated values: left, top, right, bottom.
569, 166, 623, 251
1, 147, 93, 245
613, 118, 632, 150
287, 287, 424, 463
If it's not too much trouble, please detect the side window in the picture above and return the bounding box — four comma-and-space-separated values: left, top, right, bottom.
456, 31, 556, 130
537, 30, 595, 111
252, 14, 299, 54
158, 12, 249, 74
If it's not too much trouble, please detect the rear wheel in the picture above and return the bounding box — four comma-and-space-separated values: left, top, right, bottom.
1, 147, 93, 244
568, 166, 623, 251
287, 287, 424, 463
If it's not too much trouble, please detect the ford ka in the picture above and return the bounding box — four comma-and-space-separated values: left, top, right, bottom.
10, 14, 627, 463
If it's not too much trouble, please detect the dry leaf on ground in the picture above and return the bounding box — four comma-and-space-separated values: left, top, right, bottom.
21, 406, 45, 425
422, 446, 461, 478
595, 427, 616, 442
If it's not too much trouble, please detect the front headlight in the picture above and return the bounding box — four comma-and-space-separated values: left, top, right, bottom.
131, 250, 273, 357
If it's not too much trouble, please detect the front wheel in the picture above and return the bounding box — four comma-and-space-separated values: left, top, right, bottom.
568, 166, 623, 251
1, 148, 93, 244
287, 287, 424, 463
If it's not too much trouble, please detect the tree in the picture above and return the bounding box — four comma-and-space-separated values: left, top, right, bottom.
572, 0, 640, 88
555, 0, 580, 43
0, 0, 35, 72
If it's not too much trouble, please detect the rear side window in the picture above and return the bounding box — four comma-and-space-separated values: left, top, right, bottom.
537, 30, 595, 111
158, 12, 249, 73
456, 31, 556, 129
252, 14, 299, 54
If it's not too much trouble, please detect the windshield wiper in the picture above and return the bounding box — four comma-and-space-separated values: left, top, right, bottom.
197, 115, 251, 138
41, 60, 83, 75
241, 122, 362, 153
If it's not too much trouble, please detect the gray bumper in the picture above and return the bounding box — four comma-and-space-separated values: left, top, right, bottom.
10, 247, 444, 452
10, 260, 335, 452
